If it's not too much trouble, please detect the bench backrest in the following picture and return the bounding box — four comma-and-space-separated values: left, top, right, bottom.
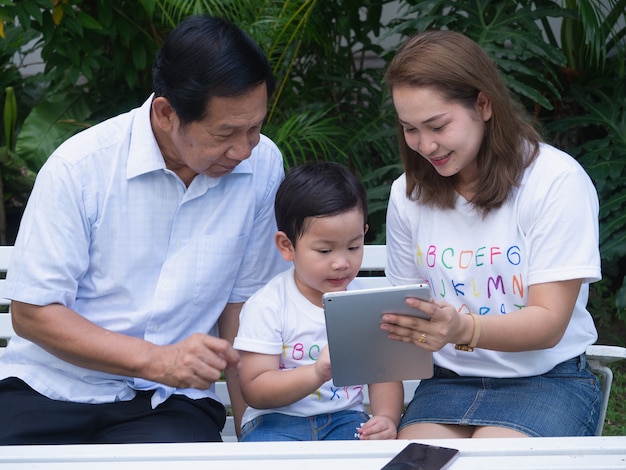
357, 244, 390, 287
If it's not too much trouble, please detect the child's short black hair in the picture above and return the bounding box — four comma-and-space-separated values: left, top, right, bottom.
275, 162, 368, 244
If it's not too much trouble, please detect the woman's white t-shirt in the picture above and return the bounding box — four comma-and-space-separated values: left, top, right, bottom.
386, 143, 601, 377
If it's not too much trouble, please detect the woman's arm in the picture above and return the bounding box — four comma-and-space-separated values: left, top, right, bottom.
381, 279, 582, 352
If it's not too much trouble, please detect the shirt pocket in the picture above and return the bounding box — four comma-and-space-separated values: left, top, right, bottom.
193, 235, 247, 305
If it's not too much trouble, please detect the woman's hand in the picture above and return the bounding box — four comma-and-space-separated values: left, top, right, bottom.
380, 297, 470, 351
381, 280, 583, 352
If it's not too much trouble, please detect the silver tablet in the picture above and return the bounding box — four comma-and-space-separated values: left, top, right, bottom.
323, 283, 434, 387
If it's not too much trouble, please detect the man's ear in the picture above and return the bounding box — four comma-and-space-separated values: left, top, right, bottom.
151, 96, 178, 132
275, 231, 295, 261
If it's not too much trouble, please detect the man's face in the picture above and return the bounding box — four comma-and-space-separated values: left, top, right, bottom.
155, 83, 268, 181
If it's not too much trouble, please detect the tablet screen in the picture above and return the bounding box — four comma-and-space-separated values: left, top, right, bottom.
323, 284, 434, 386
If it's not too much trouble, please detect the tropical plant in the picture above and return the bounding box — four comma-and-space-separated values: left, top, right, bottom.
0, 19, 46, 241
0, 1, 169, 171
385, 0, 567, 111
538, 0, 626, 321
548, 77, 626, 322
0, 85, 39, 244
550, 0, 626, 78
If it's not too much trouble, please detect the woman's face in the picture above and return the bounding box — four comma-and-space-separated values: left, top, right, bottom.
392, 86, 492, 187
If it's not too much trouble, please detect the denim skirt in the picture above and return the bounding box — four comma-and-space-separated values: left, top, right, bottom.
399, 354, 601, 437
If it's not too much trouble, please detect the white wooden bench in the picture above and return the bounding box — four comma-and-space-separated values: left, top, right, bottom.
1, 244, 624, 440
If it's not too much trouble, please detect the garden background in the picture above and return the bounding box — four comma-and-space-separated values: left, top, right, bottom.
1, 0, 625, 434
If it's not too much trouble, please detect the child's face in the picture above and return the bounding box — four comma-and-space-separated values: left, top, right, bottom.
279, 207, 366, 307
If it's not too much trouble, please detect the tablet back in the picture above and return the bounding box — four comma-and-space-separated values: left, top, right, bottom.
323, 284, 434, 387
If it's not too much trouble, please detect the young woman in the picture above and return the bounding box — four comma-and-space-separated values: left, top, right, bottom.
380, 30, 601, 438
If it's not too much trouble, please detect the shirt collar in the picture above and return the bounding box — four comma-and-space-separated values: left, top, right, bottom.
127, 94, 165, 180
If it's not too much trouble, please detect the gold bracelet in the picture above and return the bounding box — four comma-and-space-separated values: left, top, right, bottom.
455, 313, 481, 352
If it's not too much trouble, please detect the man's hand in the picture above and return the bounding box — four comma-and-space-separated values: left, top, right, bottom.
147, 333, 240, 389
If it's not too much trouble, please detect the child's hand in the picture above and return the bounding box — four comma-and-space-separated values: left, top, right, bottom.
313, 345, 333, 383
355, 415, 398, 440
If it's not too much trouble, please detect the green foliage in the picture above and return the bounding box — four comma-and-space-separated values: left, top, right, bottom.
5, 0, 165, 109
0, 88, 35, 230
604, 362, 626, 436
0, 19, 45, 148
0, 0, 171, 157
14, 89, 94, 171
552, 0, 626, 77
386, 0, 567, 110
597, 322, 626, 436
538, 0, 626, 322
546, 79, 626, 254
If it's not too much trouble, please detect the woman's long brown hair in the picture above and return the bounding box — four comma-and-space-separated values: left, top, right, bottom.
384, 30, 542, 216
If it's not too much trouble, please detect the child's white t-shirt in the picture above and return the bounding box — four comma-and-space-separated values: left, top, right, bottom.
235, 268, 366, 427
